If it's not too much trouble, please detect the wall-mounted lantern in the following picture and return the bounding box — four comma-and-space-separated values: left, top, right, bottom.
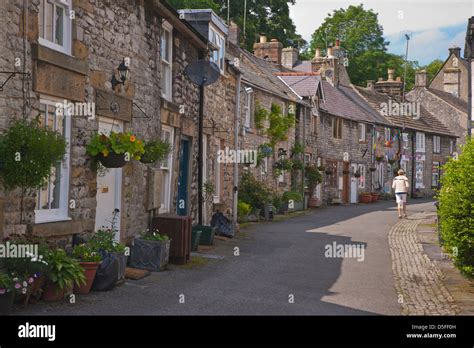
111, 58, 130, 90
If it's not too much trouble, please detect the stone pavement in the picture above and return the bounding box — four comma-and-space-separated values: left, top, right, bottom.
389, 212, 460, 315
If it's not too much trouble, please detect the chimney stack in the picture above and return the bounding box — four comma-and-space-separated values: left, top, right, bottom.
415, 70, 428, 88
282, 47, 299, 69
253, 36, 282, 64
367, 80, 375, 91
448, 46, 461, 57
374, 68, 403, 100
228, 21, 240, 46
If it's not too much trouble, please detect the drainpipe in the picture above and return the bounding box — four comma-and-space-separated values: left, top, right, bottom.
233, 69, 242, 228
301, 103, 307, 197
411, 132, 416, 197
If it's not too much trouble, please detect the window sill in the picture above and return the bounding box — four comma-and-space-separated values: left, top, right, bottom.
34, 215, 72, 225
32, 42, 89, 76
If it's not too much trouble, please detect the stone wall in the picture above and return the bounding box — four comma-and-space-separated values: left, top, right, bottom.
0, 0, 202, 245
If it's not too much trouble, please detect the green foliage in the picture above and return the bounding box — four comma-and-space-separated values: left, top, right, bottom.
44, 249, 86, 290
140, 229, 170, 242
266, 104, 295, 149
292, 159, 304, 171
140, 138, 171, 164
438, 139, 474, 278
72, 244, 102, 262
282, 190, 303, 203
238, 171, 271, 210
254, 102, 268, 130
305, 165, 322, 194
0, 118, 66, 191
424, 59, 444, 82
271, 192, 283, 211
2, 234, 50, 277
86, 132, 145, 161
168, 0, 306, 52
87, 229, 126, 254
291, 142, 304, 156
0, 273, 14, 292
274, 158, 293, 171
237, 200, 251, 219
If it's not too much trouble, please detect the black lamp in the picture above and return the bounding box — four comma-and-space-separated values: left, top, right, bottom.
111, 58, 130, 89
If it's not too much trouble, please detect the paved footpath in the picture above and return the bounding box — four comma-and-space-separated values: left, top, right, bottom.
388, 210, 461, 316
18, 199, 465, 316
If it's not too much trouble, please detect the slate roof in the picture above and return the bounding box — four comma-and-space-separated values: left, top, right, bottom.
426, 88, 468, 113
278, 74, 321, 98
354, 86, 456, 137
226, 43, 300, 102
293, 60, 312, 72
318, 81, 391, 125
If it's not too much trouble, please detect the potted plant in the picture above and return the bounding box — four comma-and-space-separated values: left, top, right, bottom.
375, 155, 384, 163
129, 229, 170, 272
0, 273, 14, 315
86, 132, 145, 168
72, 244, 102, 294
359, 192, 372, 203
139, 138, 171, 164
43, 249, 86, 302
371, 192, 380, 202
305, 165, 322, 208
237, 200, 252, 223
2, 235, 50, 306
87, 228, 128, 287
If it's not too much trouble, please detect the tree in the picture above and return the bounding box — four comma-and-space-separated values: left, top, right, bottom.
167, 0, 306, 52
423, 59, 444, 82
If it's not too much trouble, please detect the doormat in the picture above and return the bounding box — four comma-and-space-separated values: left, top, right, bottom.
125, 267, 150, 280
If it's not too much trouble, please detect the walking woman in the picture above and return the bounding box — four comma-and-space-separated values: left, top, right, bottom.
392, 169, 410, 219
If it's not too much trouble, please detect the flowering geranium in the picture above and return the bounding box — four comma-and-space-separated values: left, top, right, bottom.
86, 132, 145, 161
9, 273, 31, 295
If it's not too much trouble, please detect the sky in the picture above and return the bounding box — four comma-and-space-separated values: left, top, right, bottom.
289, 0, 474, 65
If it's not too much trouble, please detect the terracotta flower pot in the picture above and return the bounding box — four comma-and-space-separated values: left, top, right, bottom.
308, 197, 320, 208
359, 194, 372, 203
42, 282, 66, 302
371, 193, 380, 202
74, 262, 100, 295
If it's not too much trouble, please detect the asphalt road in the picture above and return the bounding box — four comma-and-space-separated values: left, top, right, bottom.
19, 199, 436, 316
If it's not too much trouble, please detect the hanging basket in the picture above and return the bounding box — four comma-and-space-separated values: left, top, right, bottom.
369, 167, 377, 172
97, 152, 127, 168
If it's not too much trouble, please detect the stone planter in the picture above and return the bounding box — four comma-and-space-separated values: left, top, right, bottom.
308, 197, 320, 208
129, 238, 170, 272
371, 193, 380, 202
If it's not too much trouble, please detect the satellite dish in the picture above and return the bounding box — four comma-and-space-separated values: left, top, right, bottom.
325, 69, 333, 78
185, 60, 220, 87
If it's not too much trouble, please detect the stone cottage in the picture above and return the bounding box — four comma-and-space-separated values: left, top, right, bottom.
0, 0, 209, 245
407, 47, 469, 147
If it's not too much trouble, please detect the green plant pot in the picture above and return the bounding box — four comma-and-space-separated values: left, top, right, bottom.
191, 230, 202, 251
193, 225, 216, 246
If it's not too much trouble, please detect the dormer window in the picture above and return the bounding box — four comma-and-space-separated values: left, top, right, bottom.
39, 0, 72, 55
209, 26, 225, 73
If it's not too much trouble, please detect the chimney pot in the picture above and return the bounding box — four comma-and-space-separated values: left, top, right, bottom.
387, 69, 395, 81
448, 46, 461, 57
260, 35, 267, 43
335, 39, 340, 47
315, 48, 321, 58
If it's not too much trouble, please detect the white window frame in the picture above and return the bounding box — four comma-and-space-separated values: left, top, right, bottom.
449, 139, 455, 154
244, 91, 253, 129
159, 125, 174, 213
433, 135, 441, 154
384, 127, 391, 141
38, 0, 72, 55
209, 25, 225, 74
35, 96, 71, 224
161, 21, 173, 101
416, 132, 426, 153
375, 162, 384, 189
358, 123, 366, 142
357, 164, 366, 189
402, 133, 409, 149
260, 157, 268, 179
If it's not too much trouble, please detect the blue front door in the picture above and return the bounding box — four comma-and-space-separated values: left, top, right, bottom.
177, 138, 190, 216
